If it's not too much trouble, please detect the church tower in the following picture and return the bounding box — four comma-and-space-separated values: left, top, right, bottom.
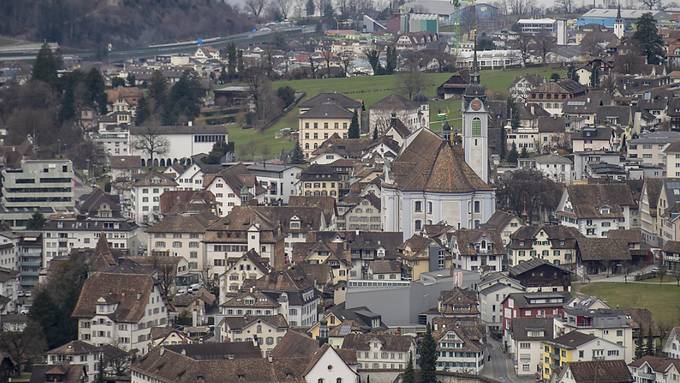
614, 4, 624, 40
462, 31, 489, 183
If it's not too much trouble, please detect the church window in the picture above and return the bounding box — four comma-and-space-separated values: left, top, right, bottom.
471, 117, 482, 137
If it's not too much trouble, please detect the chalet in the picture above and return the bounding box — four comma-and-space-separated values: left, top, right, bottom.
508, 258, 572, 292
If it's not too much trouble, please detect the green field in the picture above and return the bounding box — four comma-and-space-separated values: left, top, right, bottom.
580, 282, 680, 326
230, 66, 563, 159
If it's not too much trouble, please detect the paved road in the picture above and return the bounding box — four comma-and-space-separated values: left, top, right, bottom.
482, 338, 535, 383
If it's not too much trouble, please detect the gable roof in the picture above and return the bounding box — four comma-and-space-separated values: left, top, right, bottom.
565, 183, 636, 219
508, 258, 570, 277
301, 102, 354, 120
577, 238, 631, 261
271, 330, 319, 359
510, 317, 554, 341
387, 129, 492, 193
550, 331, 597, 349
341, 333, 414, 352
299, 92, 362, 110
566, 360, 633, 383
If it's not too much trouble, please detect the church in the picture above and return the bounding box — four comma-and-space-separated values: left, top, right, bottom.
381, 47, 496, 240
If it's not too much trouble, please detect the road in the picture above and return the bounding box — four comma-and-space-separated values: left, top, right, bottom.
482, 338, 535, 383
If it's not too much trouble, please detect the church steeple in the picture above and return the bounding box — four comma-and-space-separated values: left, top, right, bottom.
616, 2, 621, 20
614, 2, 624, 39
470, 30, 480, 85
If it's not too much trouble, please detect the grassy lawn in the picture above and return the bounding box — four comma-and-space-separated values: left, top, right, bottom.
229, 66, 564, 159
580, 282, 680, 326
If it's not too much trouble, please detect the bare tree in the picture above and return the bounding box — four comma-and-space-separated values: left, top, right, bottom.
275, 0, 291, 19
339, 52, 352, 76
641, 0, 660, 10
132, 120, 170, 167
581, 32, 606, 58
321, 45, 333, 78
245, 0, 267, 18
536, 32, 555, 64
657, 264, 667, 284
555, 0, 573, 13
517, 34, 532, 67
509, 0, 527, 15
398, 57, 425, 100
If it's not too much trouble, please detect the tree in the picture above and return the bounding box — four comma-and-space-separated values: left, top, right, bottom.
245, 0, 267, 18
86, 68, 108, 114
419, 324, 437, 383
0, 321, 47, 372
132, 122, 170, 167
148, 70, 168, 113
520, 146, 529, 158
126, 73, 136, 87
364, 48, 383, 75
165, 70, 203, 124
641, 0, 660, 10
290, 141, 305, 164
306, 0, 316, 16
496, 169, 564, 222
111, 77, 126, 88
550, 73, 560, 81
339, 53, 352, 77
635, 328, 645, 359
646, 326, 655, 356
633, 13, 665, 65
403, 353, 415, 383
26, 212, 46, 230
205, 141, 233, 164
674, 271, 680, 286
274, 0, 291, 19
372, 126, 379, 140
348, 110, 360, 138
517, 34, 532, 67
477, 36, 496, 51
507, 142, 519, 164
227, 43, 237, 79
32, 43, 60, 88
277, 86, 296, 108
536, 32, 555, 64
321, 46, 333, 78
657, 264, 667, 284
237, 50, 245, 78
385, 46, 397, 75
399, 57, 425, 100
136, 96, 150, 126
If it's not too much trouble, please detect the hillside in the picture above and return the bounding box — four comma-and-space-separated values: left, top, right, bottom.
0, 0, 253, 49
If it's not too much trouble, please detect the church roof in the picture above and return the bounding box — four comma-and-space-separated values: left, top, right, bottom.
387, 129, 492, 193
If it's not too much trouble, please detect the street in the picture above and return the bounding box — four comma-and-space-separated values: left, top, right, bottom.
482, 338, 535, 383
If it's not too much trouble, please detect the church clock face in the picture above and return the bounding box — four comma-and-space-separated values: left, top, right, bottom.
470, 99, 482, 111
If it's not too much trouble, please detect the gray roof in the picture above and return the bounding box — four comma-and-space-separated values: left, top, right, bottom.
630, 131, 680, 145
563, 307, 631, 329
534, 154, 572, 165
510, 317, 554, 341
301, 103, 354, 119
581, 8, 668, 20
130, 125, 227, 135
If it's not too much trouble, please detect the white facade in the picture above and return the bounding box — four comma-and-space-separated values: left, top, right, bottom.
479, 282, 525, 331
130, 176, 177, 225
247, 163, 302, 205
663, 328, 680, 359
304, 346, 359, 383
130, 125, 227, 167
463, 94, 489, 183
148, 231, 206, 272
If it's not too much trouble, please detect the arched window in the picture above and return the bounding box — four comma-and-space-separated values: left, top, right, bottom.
471, 117, 482, 137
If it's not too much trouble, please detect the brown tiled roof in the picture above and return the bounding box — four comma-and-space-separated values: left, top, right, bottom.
110, 155, 142, 170
341, 333, 414, 352
368, 259, 402, 274
78, 188, 120, 216
453, 228, 504, 256
29, 365, 86, 383
663, 240, 680, 254
159, 190, 216, 215
387, 129, 492, 193
220, 290, 279, 309
606, 229, 641, 243
301, 102, 354, 119
299, 92, 361, 110
566, 360, 633, 383
577, 238, 631, 261
551, 331, 597, 348
270, 330, 319, 359
72, 272, 155, 323
221, 314, 288, 331
46, 340, 99, 355
483, 210, 519, 231
147, 212, 218, 233
133, 170, 177, 187
565, 183, 636, 219
509, 317, 554, 341
629, 356, 680, 372
432, 317, 484, 353
288, 196, 337, 223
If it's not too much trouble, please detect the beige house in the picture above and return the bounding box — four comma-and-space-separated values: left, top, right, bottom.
218, 249, 270, 302
147, 212, 218, 272
219, 314, 288, 356
299, 103, 354, 157
509, 225, 581, 267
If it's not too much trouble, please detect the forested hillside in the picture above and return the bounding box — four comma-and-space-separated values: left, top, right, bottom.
0, 0, 253, 49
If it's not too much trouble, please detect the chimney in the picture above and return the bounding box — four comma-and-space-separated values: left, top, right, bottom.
267, 355, 273, 363
136, 293, 142, 300
188, 121, 193, 127
160, 347, 165, 356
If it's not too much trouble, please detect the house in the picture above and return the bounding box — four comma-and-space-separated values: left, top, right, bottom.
110, 155, 142, 182
576, 238, 632, 276
640, 178, 664, 246
382, 128, 495, 241
437, 287, 480, 319
150, 327, 191, 347
129, 171, 178, 225
308, 303, 387, 345
557, 183, 636, 238
663, 327, 680, 359
542, 332, 626, 380
557, 360, 633, 383
341, 333, 416, 371
218, 249, 270, 301
29, 364, 87, 383
629, 132, 680, 169
298, 163, 342, 199
44, 341, 127, 383
518, 154, 573, 184
432, 317, 486, 374
657, 179, 680, 242
482, 210, 524, 246
219, 314, 288, 355
337, 192, 382, 231
508, 258, 572, 292
662, 241, 680, 272
246, 163, 302, 205
510, 74, 545, 101
450, 228, 504, 272
303, 344, 360, 383
369, 94, 428, 136
0, 267, 18, 314
528, 80, 587, 115
477, 273, 525, 333
571, 127, 616, 152
193, 46, 220, 61
298, 98, 359, 157
203, 164, 263, 217
399, 234, 450, 281
509, 317, 553, 376
554, 307, 635, 363
172, 288, 216, 327
72, 272, 169, 355
509, 225, 582, 268
628, 356, 680, 383
501, 291, 570, 339
147, 212, 218, 272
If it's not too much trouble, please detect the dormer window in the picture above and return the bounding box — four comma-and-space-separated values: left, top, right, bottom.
377, 247, 385, 258
244, 297, 255, 305
290, 217, 301, 230
600, 206, 610, 215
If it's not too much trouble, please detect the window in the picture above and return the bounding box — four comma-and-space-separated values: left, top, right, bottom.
415, 220, 422, 231
474, 201, 480, 213
471, 117, 482, 137
414, 201, 422, 212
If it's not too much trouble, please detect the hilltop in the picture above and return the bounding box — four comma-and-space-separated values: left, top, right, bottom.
0, 0, 253, 49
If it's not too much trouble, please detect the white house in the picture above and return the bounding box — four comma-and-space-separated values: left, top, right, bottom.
72, 272, 169, 355
341, 333, 416, 371
304, 344, 360, 383
219, 314, 288, 356
246, 162, 302, 205
663, 327, 680, 359
509, 317, 553, 377
129, 171, 178, 225
629, 356, 680, 383
432, 317, 486, 374
369, 94, 429, 137
477, 274, 525, 333
204, 164, 263, 217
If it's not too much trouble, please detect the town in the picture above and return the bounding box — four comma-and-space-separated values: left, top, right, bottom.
1, 0, 680, 382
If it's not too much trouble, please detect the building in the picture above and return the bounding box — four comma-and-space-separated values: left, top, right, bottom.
450, 228, 504, 272
554, 307, 634, 363
528, 80, 587, 115
0, 267, 18, 314
518, 154, 573, 184
509, 317, 554, 377
382, 129, 495, 241
482, 210, 524, 246
219, 314, 288, 355
478, 274, 525, 333
147, 212, 218, 272
508, 258, 572, 292
662, 241, 680, 272
129, 124, 228, 167
628, 131, 680, 169
204, 164, 263, 217
341, 333, 416, 370
542, 332, 626, 380
129, 171, 178, 225
432, 317, 486, 374
72, 272, 169, 355
628, 356, 680, 383
662, 327, 680, 359
0, 159, 74, 228
462, 53, 489, 183
556, 183, 636, 238
246, 163, 302, 205
517, 18, 556, 33
218, 249, 270, 301
298, 93, 362, 158
44, 340, 127, 383
577, 8, 669, 29
369, 94, 429, 136
16, 232, 42, 292
558, 360, 633, 383
509, 225, 582, 267
299, 164, 342, 199
337, 193, 382, 231
501, 291, 570, 339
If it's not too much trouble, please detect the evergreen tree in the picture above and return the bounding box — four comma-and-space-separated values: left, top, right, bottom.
385, 46, 397, 75
348, 110, 360, 138
126, 73, 136, 87
26, 212, 46, 230
419, 324, 438, 383
167, 70, 203, 123
32, 43, 60, 88
403, 353, 416, 383
111, 77, 126, 88
635, 330, 645, 359
647, 327, 655, 356
29, 288, 61, 348
136, 96, 150, 126
373, 127, 379, 140
306, 0, 316, 16
237, 50, 245, 79
633, 13, 665, 65
148, 70, 168, 112
219, 65, 228, 84
86, 68, 108, 114
507, 142, 519, 164
511, 106, 520, 131
520, 146, 529, 158
290, 141, 305, 164
227, 43, 237, 79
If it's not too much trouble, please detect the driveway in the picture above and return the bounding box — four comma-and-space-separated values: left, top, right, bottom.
481, 338, 535, 383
